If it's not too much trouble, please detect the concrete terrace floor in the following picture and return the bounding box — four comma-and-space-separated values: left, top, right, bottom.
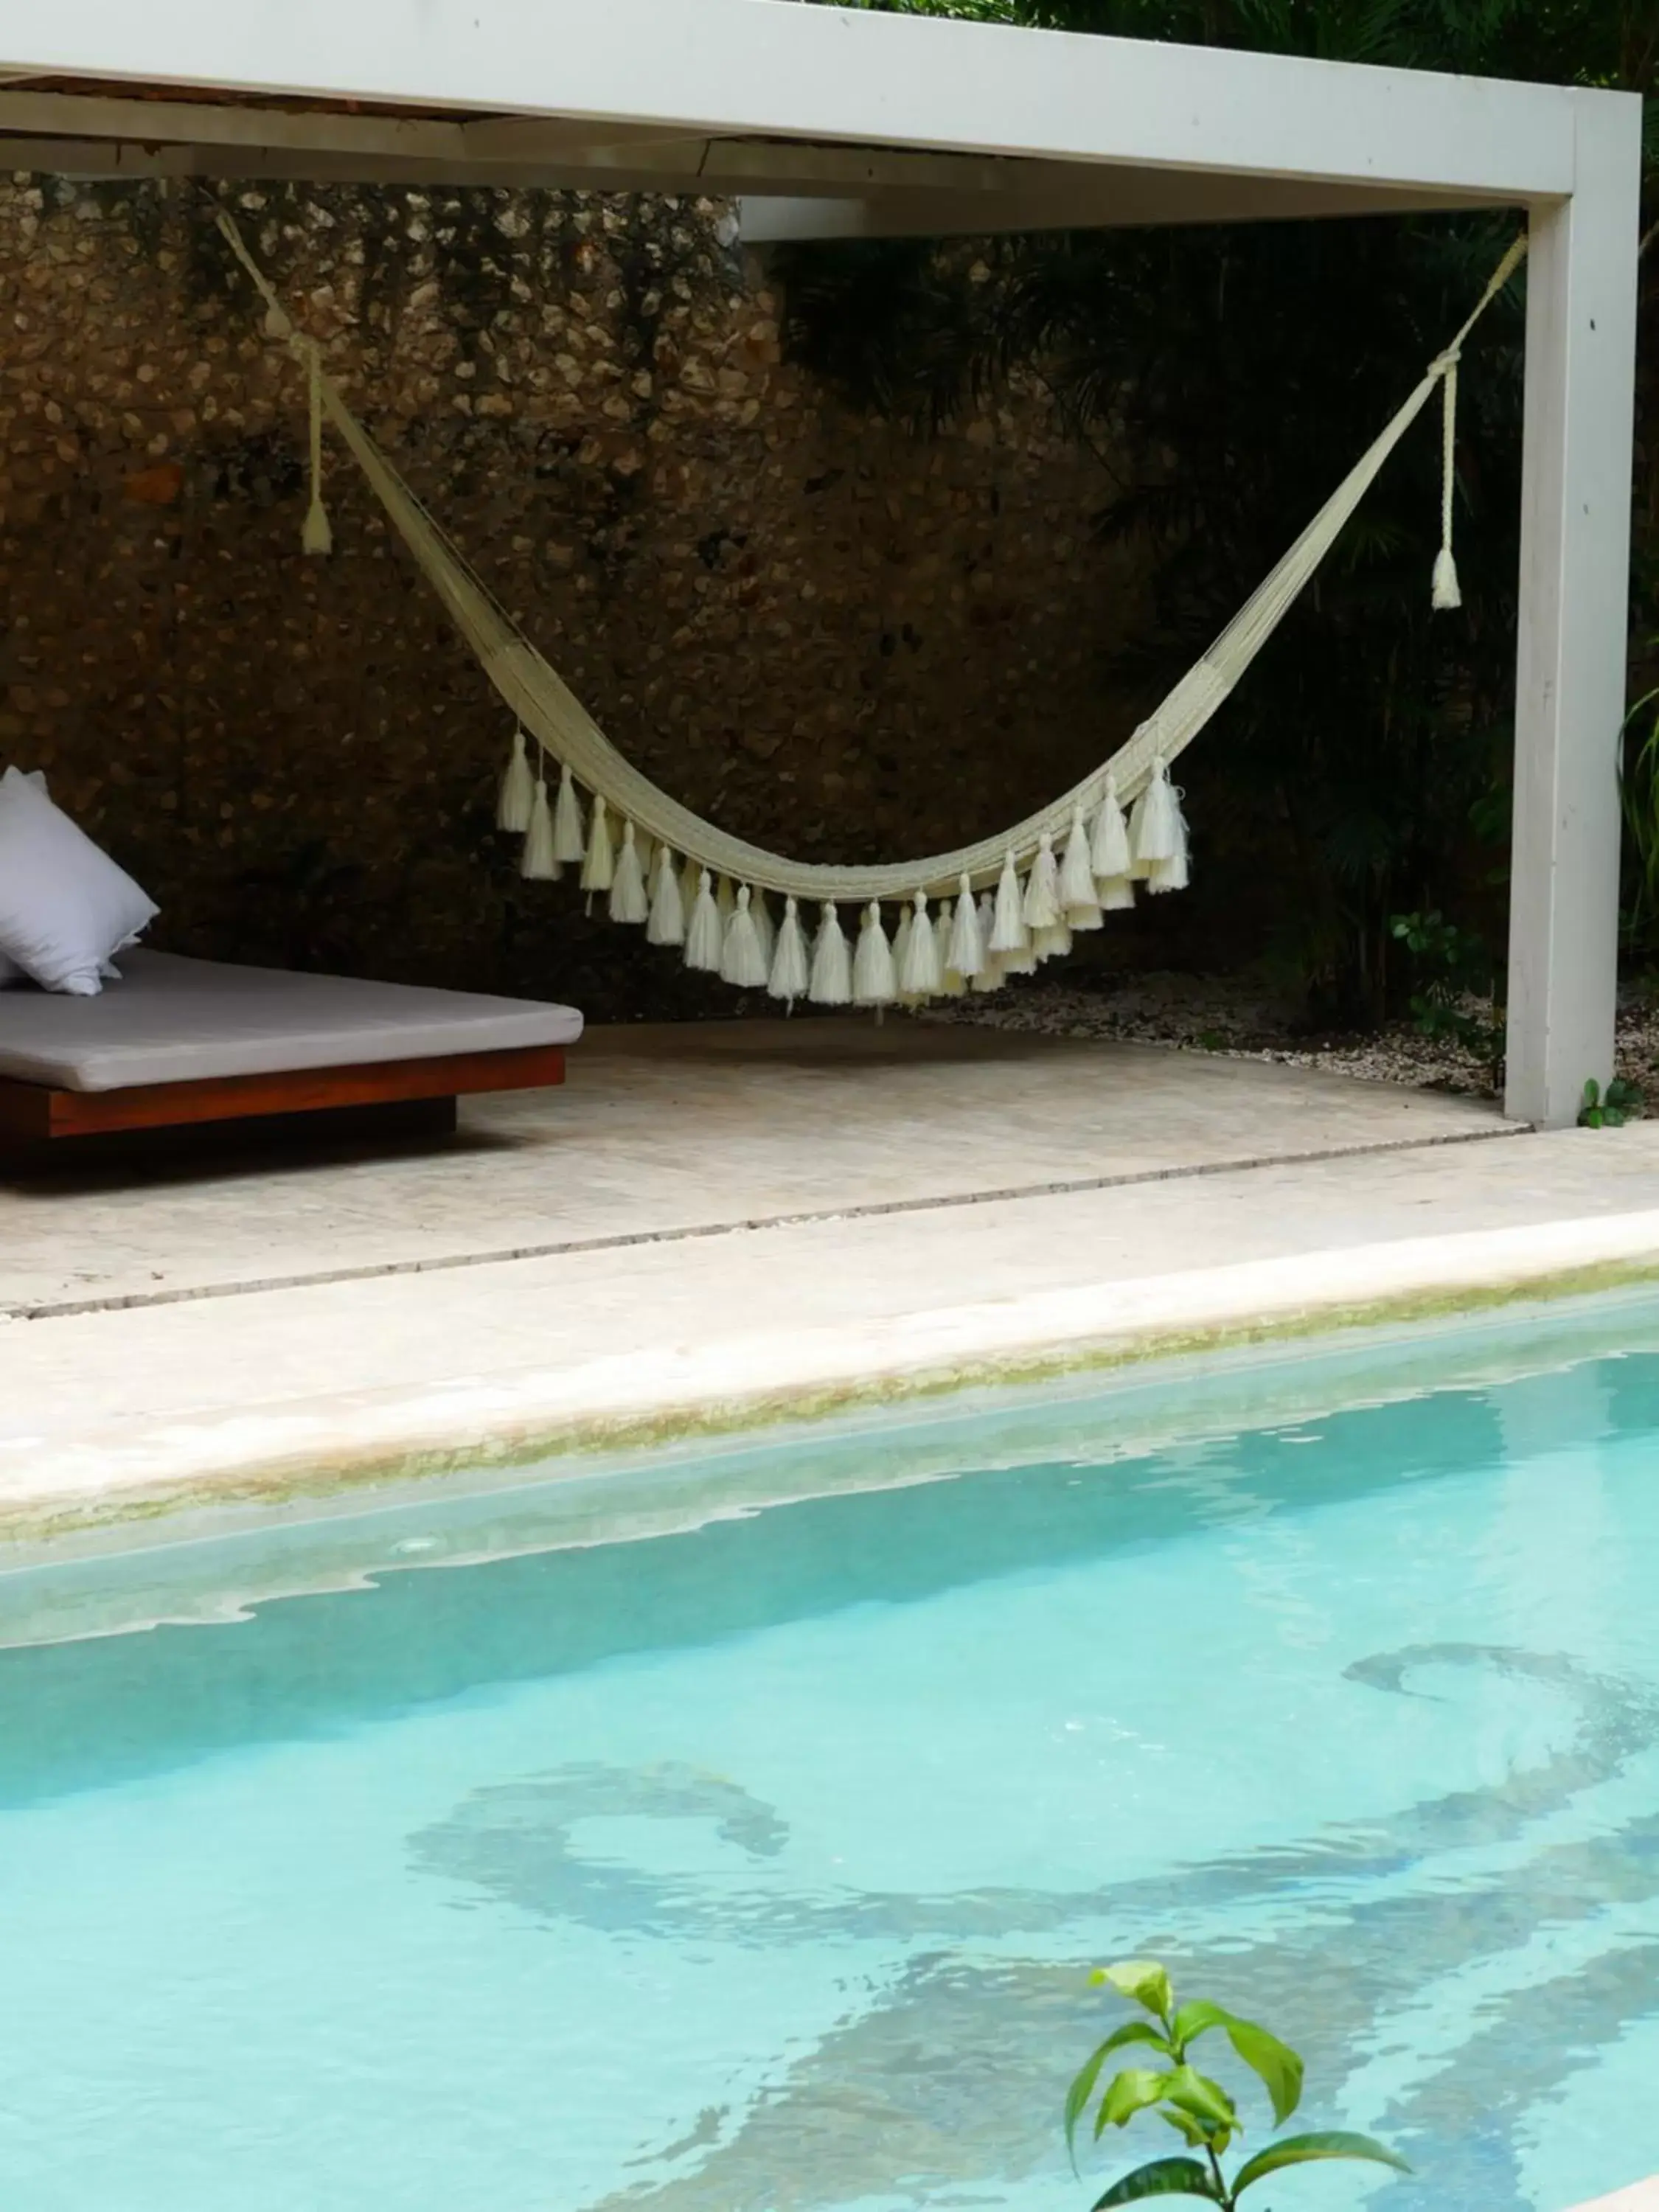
0, 1018, 1500, 1313
6, 1015, 1659, 1537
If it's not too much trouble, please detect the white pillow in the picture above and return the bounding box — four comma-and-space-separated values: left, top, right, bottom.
0, 768, 158, 996
0, 770, 46, 987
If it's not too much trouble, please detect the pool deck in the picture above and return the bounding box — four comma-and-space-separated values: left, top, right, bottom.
6, 1015, 1659, 1540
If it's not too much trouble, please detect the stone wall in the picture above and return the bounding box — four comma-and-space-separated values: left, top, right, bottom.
0, 175, 1170, 1013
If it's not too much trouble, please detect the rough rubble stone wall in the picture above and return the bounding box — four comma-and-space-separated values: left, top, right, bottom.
0, 176, 1156, 1012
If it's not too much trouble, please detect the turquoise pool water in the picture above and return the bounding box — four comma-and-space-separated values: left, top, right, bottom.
4, 1313, 1659, 2210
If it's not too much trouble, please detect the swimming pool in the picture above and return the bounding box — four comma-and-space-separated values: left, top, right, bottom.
4, 1304, 1659, 2211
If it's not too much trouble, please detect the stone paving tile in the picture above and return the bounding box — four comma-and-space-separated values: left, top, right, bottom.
0, 1017, 1499, 1315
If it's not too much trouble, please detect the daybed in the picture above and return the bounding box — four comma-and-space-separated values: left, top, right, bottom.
0, 950, 582, 1150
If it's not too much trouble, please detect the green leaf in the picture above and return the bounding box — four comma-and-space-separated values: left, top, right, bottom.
1583, 1078, 1601, 1108
1067, 2047, 1113, 2165
1068, 2028, 1172, 2163
1159, 2110, 1210, 2149
1104, 2021, 1178, 2060
1097, 2068, 1173, 2135
1091, 2155, 1225, 2208
1232, 2131, 1412, 2197
1171, 2003, 1304, 2124
1162, 2066, 1237, 2134
1095, 1960, 1175, 2017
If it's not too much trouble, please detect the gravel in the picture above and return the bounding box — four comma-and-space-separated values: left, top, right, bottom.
920, 970, 1659, 1107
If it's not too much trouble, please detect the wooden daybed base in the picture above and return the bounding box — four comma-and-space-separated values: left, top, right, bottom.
0, 1042, 567, 1147
0, 950, 582, 1158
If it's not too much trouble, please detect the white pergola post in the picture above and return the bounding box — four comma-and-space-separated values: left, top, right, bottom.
1509, 97, 1646, 1127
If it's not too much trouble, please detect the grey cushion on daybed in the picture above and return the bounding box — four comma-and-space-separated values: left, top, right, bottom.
0, 950, 583, 1093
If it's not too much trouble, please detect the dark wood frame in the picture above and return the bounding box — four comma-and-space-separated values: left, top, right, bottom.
0, 1042, 567, 1147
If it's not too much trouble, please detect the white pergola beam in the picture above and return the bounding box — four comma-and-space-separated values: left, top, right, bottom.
0, 136, 1022, 205
738, 177, 1502, 243
0, 0, 1576, 204
0, 140, 713, 193
455, 119, 1010, 196
0, 87, 690, 161
0, 87, 1029, 202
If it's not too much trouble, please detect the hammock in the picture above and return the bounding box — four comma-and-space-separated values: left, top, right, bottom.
217, 214, 1526, 1009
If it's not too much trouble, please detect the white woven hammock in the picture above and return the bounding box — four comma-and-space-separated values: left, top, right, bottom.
218, 214, 1526, 1007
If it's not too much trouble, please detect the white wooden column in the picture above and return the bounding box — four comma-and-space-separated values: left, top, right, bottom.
1506, 94, 1645, 1127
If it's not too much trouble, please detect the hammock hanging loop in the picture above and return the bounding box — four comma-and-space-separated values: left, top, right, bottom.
301, 338, 333, 557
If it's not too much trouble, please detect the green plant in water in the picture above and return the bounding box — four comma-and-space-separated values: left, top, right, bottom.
1579, 1077, 1644, 1130
1066, 1959, 1408, 2208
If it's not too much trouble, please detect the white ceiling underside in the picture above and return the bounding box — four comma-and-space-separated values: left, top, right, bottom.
0, 0, 1595, 240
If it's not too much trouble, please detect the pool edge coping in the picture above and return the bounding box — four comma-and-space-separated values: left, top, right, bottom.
9, 1211, 1659, 1551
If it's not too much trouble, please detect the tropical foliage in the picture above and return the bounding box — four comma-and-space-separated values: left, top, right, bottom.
1066, 1958, 1408, 2209
788, 0, 1658, 1022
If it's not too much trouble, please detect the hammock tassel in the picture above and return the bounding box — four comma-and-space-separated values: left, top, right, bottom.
810, 902, 853, 1006
990, 852, 1029, 956
1091, 775, 1133, 884
949, 872, 987, 980
685, 870, 723, 973
679, 855, 703, 927
1022, 833, 1062, 931
1034, 922, 1074, 963
608, 822, 649, 924
1147, 782, 1192, 896
936, 902, 968, 997
1130, 759, 1180, 877
769, 897, 810, 1006
751, 891, 776, 973
1060, 806, 1102, 928
647, 846, 686, 947
892, 903, 915, 997
581, 797, 615, 898
301, 340, 333, 557
972, 893, 1007, 990
853, 902, 897, 1007
900, 891, 942, 998
520, 776, 560, 881
1432, 356, 1463, 611
496, 728, 534, 835
720, 886, 769, 987
1101, 875, 1136, 913
552, 768, 587, 865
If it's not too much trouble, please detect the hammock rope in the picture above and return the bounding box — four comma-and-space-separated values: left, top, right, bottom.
216, 212, 1525, 1006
